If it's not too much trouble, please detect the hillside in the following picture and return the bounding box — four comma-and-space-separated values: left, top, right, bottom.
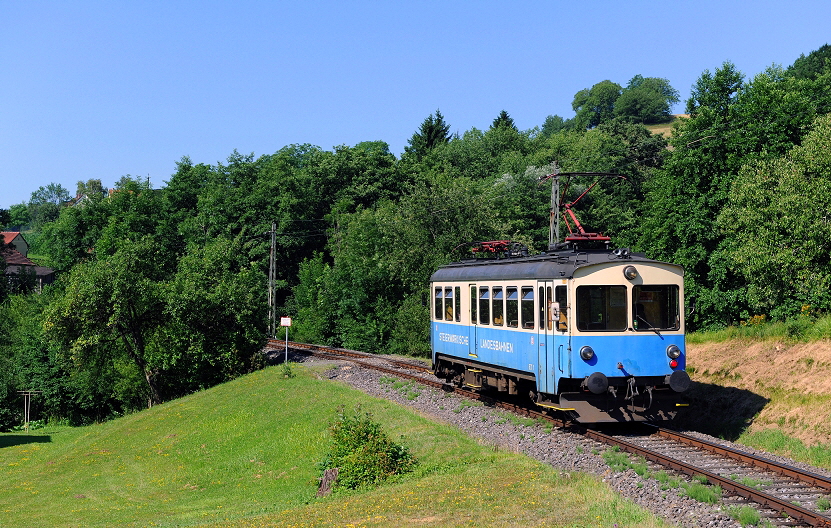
645, 114, 689, 138
679, 340, 831, 447
0, 364, 665, 527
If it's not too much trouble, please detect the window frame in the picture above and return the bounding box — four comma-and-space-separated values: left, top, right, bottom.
492, 286, 504, 326
576, 285, 628, 332
632, 284, 680, 331
506, 286, 518, 328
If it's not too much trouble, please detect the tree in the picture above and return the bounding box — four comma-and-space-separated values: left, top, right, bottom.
572, 80, 622, 129
162, 236, 266, 394
788, 43, 831, 80
639, 62, 745, 329
718, 113, 831, 319
491, 110, 517, 131
28, 183, 71, 229
45, 237, 169, 405
614, 75, 680, 124
7, 203, 29, 229
75, 179, 106, 199
539, 115, 568, 138
686, 62, 743, 116
404, 110, 451, 159
39, 175, 162, 272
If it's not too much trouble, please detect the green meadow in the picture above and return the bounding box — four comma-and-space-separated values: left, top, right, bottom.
1, 364, 666, 527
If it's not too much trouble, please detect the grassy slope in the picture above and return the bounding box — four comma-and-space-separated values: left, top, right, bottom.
644, 114, 688, 138
680, 337, 831, 469
1, 364, 667, 527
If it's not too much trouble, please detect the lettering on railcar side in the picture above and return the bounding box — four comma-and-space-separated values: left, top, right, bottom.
439, 333, 469, 345
479, 339, 514, 353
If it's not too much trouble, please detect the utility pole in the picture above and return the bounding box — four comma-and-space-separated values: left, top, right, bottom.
548, 161, 560, 251
268, 222, 276, 337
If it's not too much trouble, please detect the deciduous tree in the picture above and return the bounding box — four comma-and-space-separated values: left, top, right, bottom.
572, 80, 622, 129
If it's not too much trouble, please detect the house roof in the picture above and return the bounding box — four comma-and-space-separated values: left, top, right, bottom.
1, 247, 55, 278
2, 247, 35, 266
1, 231, 23, 245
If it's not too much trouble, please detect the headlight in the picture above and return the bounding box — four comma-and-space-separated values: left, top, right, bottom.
580, 345, 595, 361
623, 265, 638, 280
666, 344, 681, 359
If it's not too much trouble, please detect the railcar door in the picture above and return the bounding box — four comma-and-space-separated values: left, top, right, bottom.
553, 282, 570, 381
536, 281, 554, 393
468, 284, 479, 358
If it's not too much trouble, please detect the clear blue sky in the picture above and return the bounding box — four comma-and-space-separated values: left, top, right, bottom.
2, 1, 829, 209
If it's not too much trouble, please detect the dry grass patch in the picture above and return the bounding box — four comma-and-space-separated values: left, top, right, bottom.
680, 339, 831, 458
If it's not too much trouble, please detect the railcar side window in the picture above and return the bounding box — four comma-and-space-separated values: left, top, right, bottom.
506, 287, 518, 327
444, 287, 453, 321
434, 287, 443, 321
633, 285, 680, 331
521, 287, 534, 329
492, 287, 504, 326
455, 286, 461, 322
471, 286, 477, 323
576, 285, 627, 332
479, 287, 490, 325
555, 285, 568, 331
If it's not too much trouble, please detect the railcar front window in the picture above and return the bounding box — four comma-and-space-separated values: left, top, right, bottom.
492, 287, 504, 326
506, 287, 518, 328
434, 287, 443, 321
479, 287, 490, 325
633, 285, 680, 331
521, 287, 534, 329
576, 285, 627, 332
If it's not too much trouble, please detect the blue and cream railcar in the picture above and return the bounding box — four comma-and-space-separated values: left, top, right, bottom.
430, 248, 691, 422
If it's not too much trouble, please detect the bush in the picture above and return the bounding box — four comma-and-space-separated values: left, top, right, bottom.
321, 405, 416, 490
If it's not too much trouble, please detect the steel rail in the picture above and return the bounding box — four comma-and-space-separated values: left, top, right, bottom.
648, 425, 831, 493
271, 340, 831, 527
582, 428, 831, 527
269, 339, 432, 373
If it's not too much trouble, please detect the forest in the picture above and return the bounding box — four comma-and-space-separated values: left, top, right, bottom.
1, 44, 830, 428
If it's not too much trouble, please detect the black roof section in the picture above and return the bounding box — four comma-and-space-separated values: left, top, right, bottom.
430, 249, 680, 282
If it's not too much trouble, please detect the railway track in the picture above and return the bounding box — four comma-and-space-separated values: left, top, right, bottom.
268, 339, 831, 527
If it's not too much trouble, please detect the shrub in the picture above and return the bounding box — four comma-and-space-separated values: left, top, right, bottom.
320, 405, 416, 490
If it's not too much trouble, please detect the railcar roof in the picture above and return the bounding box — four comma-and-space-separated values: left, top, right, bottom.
430, 249, 679, 282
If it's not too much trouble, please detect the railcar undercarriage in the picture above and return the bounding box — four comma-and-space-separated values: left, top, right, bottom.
433, 354, 689, 423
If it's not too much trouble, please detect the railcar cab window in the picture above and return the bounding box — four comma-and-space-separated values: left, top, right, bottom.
479, 287, 490, 325
577, 285, 627, 331
434, 287, 443, 320
521, 287, 534, 329
444, 287, 454, 321
506, 287, 518, 328
633, 285, 680, 331
492, 287, 504, 325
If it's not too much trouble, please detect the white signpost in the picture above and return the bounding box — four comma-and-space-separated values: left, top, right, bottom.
280, 317, 292, 363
